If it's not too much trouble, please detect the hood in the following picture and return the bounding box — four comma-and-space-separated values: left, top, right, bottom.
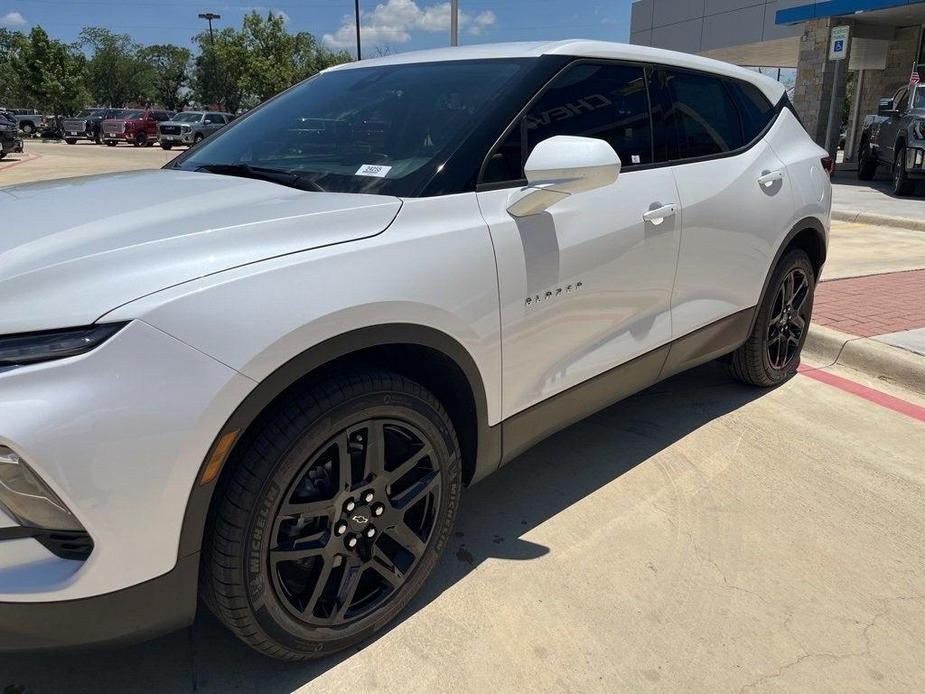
0, 169, 402, 334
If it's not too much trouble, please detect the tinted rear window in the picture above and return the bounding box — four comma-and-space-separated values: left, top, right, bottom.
730, 81, 776, 142
663, 70, 743, 159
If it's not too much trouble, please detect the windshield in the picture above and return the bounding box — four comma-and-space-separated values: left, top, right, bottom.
173, 59, 528, 196
122, 111, 144, 120
913, 86, 925, 110
174, 112, 203, 123
76, 110, 99, 118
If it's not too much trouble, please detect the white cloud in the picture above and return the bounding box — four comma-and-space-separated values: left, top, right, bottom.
323, 0, 497, 50
0, 11, 26, 27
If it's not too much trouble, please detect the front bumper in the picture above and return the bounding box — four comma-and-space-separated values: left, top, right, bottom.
0, 320, 253, 637
159, 132, 194, 144
0, 553, 198, 651
904, 143, 925, 178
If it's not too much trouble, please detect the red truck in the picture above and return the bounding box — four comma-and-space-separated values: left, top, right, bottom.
100, 108, 173, 147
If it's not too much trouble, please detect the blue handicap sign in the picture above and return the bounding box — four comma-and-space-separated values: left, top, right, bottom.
833, 39, 844, 52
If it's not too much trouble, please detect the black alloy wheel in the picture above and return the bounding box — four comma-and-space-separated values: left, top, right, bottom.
766, 267, 810, 371
857, 141, 877, 180
893, 147, 917, 196
726, 249, 815, 386
203, 369, 461, 660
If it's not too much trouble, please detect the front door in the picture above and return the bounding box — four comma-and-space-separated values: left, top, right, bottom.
476, 61, 681, 420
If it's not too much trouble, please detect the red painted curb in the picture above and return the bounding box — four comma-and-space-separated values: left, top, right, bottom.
799, 366, 925, 423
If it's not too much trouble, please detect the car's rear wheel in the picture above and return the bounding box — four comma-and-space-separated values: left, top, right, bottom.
893, 146, 917, 196
726, 249, 815, 387
203, 369, 461, 660
105, 140, 117, 147
857, 141, 877, 180
133, 132, 146, 147
21, 123, 34, 135
161, 143, 173, 150
64, 138, 77, 145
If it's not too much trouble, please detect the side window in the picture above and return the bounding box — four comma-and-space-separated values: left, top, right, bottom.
154, 111, 170, 122
206, 114, 223, 124
482, 62, 653, 185
663, 70, 743, 159
729, 81, 776, 143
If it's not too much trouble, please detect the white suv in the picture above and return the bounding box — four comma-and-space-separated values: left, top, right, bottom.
0, 41, 830, 659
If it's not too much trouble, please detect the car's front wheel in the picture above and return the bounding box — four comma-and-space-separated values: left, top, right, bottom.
893, 146, 917, 196
726, 249, 815, 387
857, 141, 877, 180
203, 369, 461, 660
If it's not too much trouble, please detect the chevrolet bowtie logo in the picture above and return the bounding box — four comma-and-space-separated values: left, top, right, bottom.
351, 514, 369, 525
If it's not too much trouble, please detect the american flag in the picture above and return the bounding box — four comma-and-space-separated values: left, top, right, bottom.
912, 71, 921, 85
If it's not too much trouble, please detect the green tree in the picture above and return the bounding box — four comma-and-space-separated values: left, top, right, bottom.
0, 28, 27, 107
139, 43, 191, 111
11, 27, 87, 115
80, 27, 149, 106
192, 27, 248, 113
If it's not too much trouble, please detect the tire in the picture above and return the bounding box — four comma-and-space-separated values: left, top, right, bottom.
21, 123, 34, 135
64, 138, 77, 145
105, 141, 117, 147
203, 369, 462, 660
133, 132, 146, 147
726, 249, 815, 387
194, 133, 204, 145
93, 131, 102, 144
160, 143, 173, 150
857, 141, 877, 180
0, 152, 5, 160
892, 146, 917, 196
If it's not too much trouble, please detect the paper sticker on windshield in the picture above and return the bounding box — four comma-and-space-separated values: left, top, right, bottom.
355, 164, 392, 178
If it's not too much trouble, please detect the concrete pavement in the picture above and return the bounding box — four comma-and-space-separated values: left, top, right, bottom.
831, 171, 925, 230
1, 362, 923, 694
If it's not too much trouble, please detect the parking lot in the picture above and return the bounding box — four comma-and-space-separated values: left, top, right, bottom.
1, 142, 924, 693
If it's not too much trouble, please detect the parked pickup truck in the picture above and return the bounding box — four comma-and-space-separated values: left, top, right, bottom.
7, 108, 47, 136
157, 111, 233, 149
62, 108, 130, 144
101, 108, 173, 147
857, 82, 925, 195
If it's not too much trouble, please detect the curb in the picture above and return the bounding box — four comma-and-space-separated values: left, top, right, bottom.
831, 209, 925, 232
803, 323, 925, 397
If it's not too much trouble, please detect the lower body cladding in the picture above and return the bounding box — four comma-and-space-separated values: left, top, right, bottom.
0, 320, 254, 650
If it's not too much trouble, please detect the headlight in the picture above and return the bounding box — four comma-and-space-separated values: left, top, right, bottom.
0, 446, 83, 530
914, 120, 925, 140
0, 323, 126, 368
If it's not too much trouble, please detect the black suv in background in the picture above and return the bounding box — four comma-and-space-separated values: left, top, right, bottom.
62, 108, 133, 145
0, 110, 24, 160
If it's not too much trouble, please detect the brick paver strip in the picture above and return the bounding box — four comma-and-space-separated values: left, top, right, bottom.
812, 269, 925, 337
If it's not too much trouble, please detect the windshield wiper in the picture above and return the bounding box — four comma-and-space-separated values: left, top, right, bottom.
195, 163, 326, 192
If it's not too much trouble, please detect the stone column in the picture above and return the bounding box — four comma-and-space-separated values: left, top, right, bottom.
792, 18, 852, 153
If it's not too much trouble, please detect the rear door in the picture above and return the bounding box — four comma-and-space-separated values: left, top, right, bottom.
653, 69, 795, 340
477, 61, 681, 419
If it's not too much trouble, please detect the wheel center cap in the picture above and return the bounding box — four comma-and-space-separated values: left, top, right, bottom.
347, 508, 372, 532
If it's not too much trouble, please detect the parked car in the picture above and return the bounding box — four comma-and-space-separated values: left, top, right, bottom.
0, 110, 23, 159
158, 111, 234, 149
62, 108, 128, 145
0, 41, 829, 659
857, 82, 925, 195
8, 108, 46, 136
101, 108, 173, 146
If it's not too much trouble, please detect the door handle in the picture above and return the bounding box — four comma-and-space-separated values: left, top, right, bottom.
757, 170, 784, 187
642, 203, 677, 225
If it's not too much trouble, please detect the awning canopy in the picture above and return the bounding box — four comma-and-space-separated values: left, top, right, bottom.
777, 0, 925, 25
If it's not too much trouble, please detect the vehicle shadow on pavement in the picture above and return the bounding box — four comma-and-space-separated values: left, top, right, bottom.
0, 363, 774, 693
833, 171, 924, 198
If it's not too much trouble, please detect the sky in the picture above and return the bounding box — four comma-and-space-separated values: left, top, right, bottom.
0, 0, 632, 56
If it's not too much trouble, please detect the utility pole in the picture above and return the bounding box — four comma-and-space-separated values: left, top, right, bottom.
450, 0, 459, 46
198, 13, 221, 109
355, 0, 362, 60
198, 12, 220, 44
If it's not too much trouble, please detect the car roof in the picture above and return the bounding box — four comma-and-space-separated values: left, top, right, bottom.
325, 39, 785, 103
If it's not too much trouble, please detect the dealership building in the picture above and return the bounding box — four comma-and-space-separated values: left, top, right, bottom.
630, 0, 925, 157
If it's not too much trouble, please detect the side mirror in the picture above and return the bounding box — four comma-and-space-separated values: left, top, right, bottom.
506, 135, 621, 218
878, 98, 899, 117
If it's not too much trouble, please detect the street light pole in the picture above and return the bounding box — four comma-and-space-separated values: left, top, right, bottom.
450, 0, 458, 46
354, 0, 362, 60
198, 12, 220, 44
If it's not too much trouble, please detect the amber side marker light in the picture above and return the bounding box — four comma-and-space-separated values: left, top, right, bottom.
200, 430, 239, 485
